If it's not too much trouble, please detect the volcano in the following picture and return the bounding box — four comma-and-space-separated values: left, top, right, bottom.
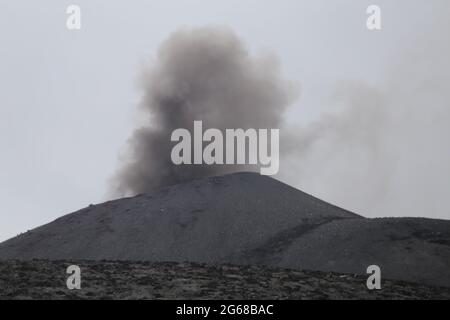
0, 172, 449, 287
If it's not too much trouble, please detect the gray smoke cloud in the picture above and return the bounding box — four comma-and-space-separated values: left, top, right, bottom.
112, 27, 295, 196
112, 4, 450, 221
280, 3, 450, 220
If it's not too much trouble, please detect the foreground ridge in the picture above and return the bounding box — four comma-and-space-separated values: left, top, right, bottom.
1, 260, 449, 300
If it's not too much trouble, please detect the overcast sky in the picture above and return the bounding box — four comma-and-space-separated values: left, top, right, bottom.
1, 0, 449, 241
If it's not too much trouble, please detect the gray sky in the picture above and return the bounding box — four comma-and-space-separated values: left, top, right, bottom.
1, 0, 449, 241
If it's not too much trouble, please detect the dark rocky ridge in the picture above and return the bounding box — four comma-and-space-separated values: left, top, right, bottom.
1, 260, 449, 300
0, 172, 449, 287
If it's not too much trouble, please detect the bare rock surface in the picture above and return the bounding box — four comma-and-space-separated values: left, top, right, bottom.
0, 172, 449, 287
1, 260, 449, 300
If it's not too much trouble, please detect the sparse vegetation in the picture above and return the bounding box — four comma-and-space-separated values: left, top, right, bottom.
1, 260, 449, 300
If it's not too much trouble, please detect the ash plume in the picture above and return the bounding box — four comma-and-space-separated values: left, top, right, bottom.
112, 27, 295, 196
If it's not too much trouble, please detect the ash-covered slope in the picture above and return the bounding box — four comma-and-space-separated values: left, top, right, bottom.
0, 173, 357, 261
0, 172, 449, 287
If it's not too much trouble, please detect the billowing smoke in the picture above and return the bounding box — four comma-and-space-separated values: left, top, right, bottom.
112, 5, 450, 220
112, 27, 295, 196
280, 3, 450, 220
